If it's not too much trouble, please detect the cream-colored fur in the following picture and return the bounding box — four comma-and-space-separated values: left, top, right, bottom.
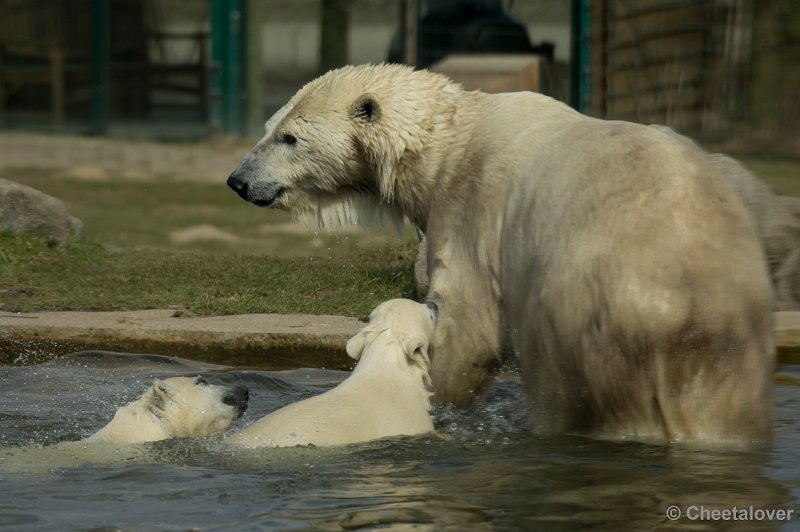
85, 376, 248, 445
649, 125, 800, 310
0, 376, 248, 472
226, 299, 435, 448
227, 64, 774, 447
417, 127, 800, 310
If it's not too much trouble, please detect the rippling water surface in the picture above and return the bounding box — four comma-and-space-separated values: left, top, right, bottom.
1, 351, 799, 530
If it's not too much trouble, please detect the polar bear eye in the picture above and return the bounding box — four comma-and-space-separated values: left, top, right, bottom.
281, 133, 298, 146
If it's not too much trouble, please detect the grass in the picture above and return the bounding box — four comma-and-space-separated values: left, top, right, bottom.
0, 234, 417, 317
0, 169, 419, 316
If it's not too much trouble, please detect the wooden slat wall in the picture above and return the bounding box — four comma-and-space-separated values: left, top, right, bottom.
592, 0, 714, 131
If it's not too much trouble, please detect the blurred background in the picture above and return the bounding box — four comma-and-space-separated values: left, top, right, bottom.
0, 0, 798, 258
0, 0, 795, 150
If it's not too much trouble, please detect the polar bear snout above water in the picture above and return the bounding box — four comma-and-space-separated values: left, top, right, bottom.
86, 376, 249, 445
0, 376, 249, 473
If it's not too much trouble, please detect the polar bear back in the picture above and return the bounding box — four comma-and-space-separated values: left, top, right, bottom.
227, 374, 433, 448
498, 119, 772, 443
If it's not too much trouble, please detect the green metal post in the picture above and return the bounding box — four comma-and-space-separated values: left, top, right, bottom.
211, 0, 244, 133
244, 0, 265, 137
210, 0, 224, 130
570, 0, 591, 114
402, 0, 420, 68
579, 0, 592, 113
90, 0, 109, 134
225, 0, 243, 132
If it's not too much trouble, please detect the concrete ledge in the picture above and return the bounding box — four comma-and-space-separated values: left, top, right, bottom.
774, 311, 800, 364
0, 309, 363, 369
3, 309, 800, 368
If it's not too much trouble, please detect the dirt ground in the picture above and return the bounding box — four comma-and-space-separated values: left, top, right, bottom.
0, 131, 253, 183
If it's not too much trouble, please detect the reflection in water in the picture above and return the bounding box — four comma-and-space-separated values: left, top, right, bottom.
1, 351, 799, 530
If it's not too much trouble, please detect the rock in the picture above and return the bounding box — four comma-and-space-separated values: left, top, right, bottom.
0, 178, 83, 247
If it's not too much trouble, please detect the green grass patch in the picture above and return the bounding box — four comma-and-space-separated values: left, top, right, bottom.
0, 233, 417, 317
1, 169, 419, 317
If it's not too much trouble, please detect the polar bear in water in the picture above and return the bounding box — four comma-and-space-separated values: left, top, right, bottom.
227, 299, 436, 448
85, 375, 249, 445
0, 376, 248, 472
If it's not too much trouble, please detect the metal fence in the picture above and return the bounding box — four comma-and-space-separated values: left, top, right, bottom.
0, 0, 797, 151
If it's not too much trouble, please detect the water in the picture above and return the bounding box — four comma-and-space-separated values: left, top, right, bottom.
2, 351, 800, 531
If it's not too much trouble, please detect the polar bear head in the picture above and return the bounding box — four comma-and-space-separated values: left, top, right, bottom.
226, 64, 461, 231
87, 376, 249, 444
144, 376, 249, 438
346, 298, 437, 388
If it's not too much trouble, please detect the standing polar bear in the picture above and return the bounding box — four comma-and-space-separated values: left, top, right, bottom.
227, 64, 774, 447
418, 126, 800, 311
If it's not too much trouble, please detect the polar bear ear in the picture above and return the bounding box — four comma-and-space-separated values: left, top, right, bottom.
402, 335, 430, 368
148, 379, 168, 417
352, 93, 381, 123
346, 331, 367, 361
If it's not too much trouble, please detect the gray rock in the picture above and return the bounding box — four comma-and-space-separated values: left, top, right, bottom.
0, 178, 83, 247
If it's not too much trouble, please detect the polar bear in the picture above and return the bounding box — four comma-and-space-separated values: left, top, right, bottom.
0, 376, 249, 472
227, 299, 435, 448
227, 64, 774, 447
85, 376, 249, 445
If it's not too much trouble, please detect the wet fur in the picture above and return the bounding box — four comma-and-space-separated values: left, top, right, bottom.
228, 64, 774, 447
650, 125, 800, 311
226, 299, 435, 448
86, 377, 246, 445
0, 377, 248, 472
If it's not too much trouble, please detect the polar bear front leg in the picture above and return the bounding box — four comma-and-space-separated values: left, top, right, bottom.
425, 250, 503, 406
428, 302, 501, 406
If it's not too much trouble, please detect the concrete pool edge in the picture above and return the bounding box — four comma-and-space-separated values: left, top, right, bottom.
3, 309, 800, 368
0, 309, 362, 369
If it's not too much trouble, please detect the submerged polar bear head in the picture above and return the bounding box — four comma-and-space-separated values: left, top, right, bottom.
227, 63, 460, 230
86, 376, 249, 445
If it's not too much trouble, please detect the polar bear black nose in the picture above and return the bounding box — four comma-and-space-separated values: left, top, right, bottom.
227, 172, 249, 200
223, 386, 249, 418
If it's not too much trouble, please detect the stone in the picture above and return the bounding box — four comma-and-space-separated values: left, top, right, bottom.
0, 178, 83, 247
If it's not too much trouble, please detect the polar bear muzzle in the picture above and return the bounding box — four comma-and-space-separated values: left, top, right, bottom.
227, 169, 285, 208
221, 384, 249, 418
